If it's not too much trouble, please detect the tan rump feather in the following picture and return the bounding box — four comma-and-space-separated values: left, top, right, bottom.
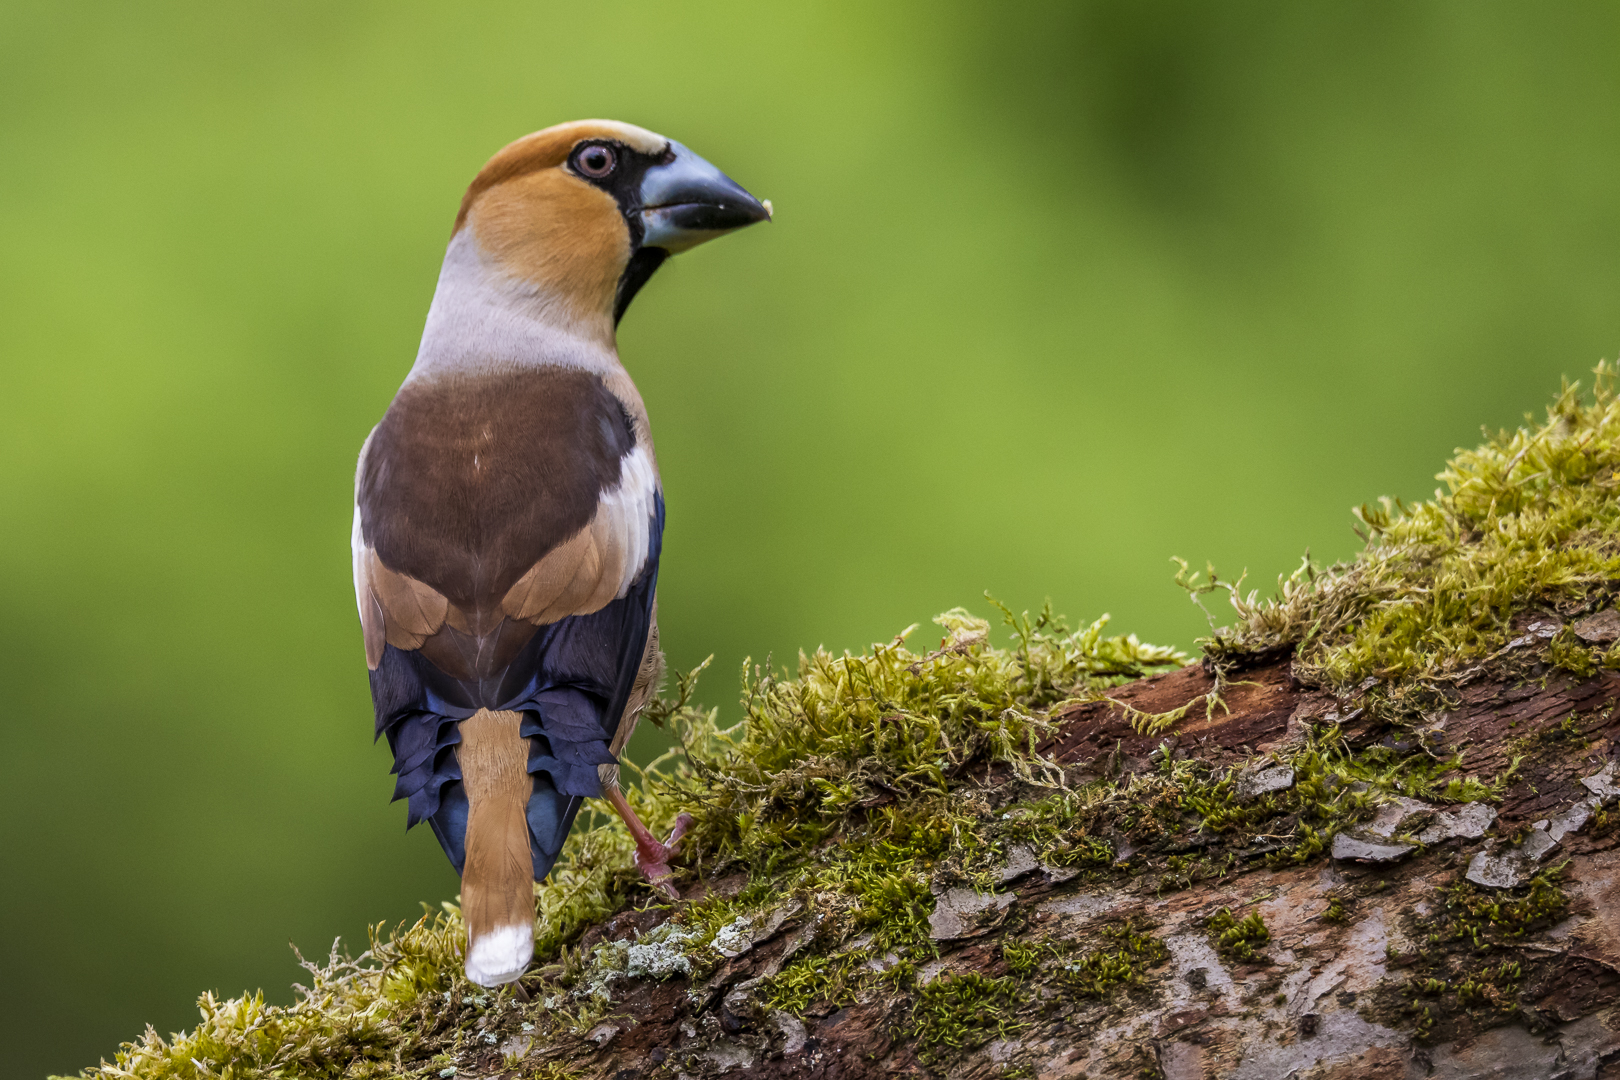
581, 511, 627, 615
443, 598, 504, 640
368, 554, 450, 650
458, 709, 535, 957
530, 529, 606, 626
501, 526, 594, 622
504, 499, 645, 629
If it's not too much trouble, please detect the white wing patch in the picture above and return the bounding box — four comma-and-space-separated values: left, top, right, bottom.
351, 502, 367, 622
351, 503, 387, 668
352, 431, 387, 668
351, 431, 374, 626
602, 444, 658, 600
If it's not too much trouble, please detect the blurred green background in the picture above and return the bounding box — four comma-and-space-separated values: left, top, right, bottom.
3, 1, 1618, 1074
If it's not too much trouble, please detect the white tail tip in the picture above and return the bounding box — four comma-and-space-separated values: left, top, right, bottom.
465, 923, 533, 986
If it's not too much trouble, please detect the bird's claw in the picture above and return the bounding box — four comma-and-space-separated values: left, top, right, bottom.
634, 813, 694, 900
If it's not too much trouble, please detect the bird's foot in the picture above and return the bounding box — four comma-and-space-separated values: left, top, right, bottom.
634, 813, 694, 900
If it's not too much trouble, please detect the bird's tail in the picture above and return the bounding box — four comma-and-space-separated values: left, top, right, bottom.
456, 708, 535, 986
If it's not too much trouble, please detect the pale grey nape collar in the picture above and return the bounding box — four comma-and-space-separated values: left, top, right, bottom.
406, 229, 624, 385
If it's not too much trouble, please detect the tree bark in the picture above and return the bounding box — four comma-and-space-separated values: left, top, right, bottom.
489, 644, 1620, 1080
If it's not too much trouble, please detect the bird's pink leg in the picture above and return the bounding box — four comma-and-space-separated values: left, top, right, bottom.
603, 787, 692, 899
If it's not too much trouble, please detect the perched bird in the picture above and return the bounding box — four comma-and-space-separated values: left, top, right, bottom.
351, 120, 769, 986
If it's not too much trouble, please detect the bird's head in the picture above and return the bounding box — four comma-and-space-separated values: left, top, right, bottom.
452, 119, 770, 341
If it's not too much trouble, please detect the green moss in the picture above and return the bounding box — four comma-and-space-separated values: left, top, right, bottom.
1428, 865, 1571, 950
992, 721, 1506, 882
653, 607, 1187, 1013
676, 605, 1182, 873
1207, 907, 1270, 962
909, 972, 1025, 1060
1379, 864, 1573, 1042
992, 924, 1168, 1012
759, 952, 869, 1014
1454, 960, 1522, 1011
999, 791, 1122, 871
1399, 965, 1513, 1044
1000, 939, 1049, 978
64, 916, 464, 1080
1059, 921, 1170, 998
1546, 629, 1602, 679
1195, 363, 1620, 695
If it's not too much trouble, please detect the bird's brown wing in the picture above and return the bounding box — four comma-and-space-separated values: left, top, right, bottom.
350, 368, 658, 680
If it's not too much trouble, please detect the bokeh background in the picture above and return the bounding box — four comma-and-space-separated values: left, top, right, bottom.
3, 1, 1619, 1074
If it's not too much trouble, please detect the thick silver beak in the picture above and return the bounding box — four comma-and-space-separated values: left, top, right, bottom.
638, 142, 771, 254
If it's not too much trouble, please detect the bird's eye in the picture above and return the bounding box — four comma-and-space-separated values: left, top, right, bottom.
575, 145, 616, 179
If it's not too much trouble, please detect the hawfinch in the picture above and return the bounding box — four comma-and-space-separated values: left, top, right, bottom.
351, 120, 768, 986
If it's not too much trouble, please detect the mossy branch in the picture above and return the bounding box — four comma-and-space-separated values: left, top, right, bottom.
65, 366, 1620, 1080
